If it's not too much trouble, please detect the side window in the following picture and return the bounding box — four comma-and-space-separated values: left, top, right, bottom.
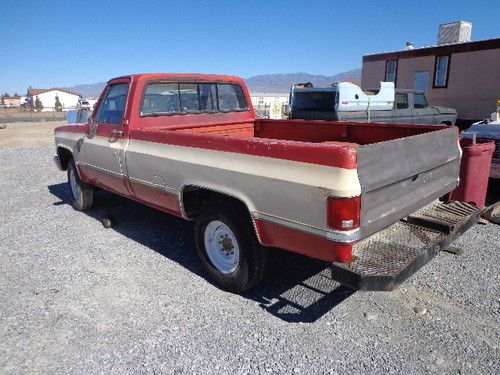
217, 84, 248, 111
179, 83, 200, 112
385, 60, 397, 83
413, 94, 428, 109
434, 56, 449, 87
141, 83, 180, 114
95, 83, 128, 124
199, 83, 217, 111
395, 93, 408, 109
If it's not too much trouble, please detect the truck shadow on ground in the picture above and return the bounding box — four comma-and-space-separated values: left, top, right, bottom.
48, 183, 355, 323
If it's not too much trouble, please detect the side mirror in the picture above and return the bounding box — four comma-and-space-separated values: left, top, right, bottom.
88, 116, 98, 137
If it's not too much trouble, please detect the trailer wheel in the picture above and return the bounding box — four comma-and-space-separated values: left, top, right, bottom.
67, 158, 94, 211
194, 200, 267, 293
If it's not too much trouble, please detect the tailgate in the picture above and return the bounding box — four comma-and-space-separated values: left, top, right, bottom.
356, 127, 461, 239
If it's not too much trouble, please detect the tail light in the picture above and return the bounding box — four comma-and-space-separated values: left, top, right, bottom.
327, 196, 361, 231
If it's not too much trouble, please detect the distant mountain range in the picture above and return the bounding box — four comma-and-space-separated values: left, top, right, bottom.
66, 82, 107, 98
245, 69, 361, 93
65, 68, 361, 97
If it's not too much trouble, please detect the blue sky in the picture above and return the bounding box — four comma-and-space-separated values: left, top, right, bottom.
1, 0, 499, 94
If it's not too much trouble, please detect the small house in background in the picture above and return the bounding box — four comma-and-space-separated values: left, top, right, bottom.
2, 95, 22, 107
26, 88, 82, 111
361, 21, 500, 125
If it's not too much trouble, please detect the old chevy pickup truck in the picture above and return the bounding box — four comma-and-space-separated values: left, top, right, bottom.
54, 73, 480, 293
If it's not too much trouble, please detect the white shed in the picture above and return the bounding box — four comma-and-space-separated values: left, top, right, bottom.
27, 88, 82, 111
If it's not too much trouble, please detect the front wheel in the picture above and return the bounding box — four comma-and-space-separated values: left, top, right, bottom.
67, 158, 94, 211
194, 200, 268, 293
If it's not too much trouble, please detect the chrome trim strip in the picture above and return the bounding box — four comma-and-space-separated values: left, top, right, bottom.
77, 162, 125, 179
252, 212, 360, 243
128, 176, 178, 194
79, 164, 180, 194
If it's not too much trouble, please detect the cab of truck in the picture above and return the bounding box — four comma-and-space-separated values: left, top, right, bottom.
389, 89, 457, 125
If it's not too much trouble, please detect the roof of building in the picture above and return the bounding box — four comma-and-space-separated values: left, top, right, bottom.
2, 95, 21, 99
363, 37, 500, 62
27, 88, 82, 97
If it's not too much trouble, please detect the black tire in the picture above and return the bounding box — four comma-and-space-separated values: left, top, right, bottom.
194, 199, 268, 293
67, 158, 94, 211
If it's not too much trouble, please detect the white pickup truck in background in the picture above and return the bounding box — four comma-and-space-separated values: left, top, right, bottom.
290, 81, 457, 125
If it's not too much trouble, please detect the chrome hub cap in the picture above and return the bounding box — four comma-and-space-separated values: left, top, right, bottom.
69, 167, 78, 200
204, 220, 240, 274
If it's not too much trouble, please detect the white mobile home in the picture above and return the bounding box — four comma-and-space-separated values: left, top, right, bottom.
27, 88, 81, 111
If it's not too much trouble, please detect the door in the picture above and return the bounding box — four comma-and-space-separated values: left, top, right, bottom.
392, 92, 413, 123
412, 92, 434, 125
413, 71, 430, 93
77, 81, 130, 195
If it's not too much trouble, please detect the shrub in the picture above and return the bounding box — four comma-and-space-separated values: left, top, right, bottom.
54, 95, 63, 112
34, 96, 43, 112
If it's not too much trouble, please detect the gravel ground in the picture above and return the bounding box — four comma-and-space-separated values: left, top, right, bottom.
0, 122, 62, 149
0, 144, 499, 374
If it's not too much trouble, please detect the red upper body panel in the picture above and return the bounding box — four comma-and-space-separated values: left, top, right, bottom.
55, 73, 451, 171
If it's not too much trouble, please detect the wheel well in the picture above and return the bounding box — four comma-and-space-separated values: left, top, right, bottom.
57, 147, 72, 170
440, 121, 452, 126
182, 186, 251, 220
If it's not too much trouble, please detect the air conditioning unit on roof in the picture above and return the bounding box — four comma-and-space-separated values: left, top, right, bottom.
438, 21, 472, 45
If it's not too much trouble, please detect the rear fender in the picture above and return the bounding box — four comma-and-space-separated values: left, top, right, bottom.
179, 184, 262, 242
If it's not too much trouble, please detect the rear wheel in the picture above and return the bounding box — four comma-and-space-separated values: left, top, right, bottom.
194, 200, 268, 293
67, 158, 94, 211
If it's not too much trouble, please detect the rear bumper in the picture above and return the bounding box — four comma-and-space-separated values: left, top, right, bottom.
331, 201, 481, 291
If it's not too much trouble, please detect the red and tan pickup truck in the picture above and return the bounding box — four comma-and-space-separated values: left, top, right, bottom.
54, 73, 480, 292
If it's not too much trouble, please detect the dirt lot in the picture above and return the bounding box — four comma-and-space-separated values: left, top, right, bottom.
0, 121, 62, 148
0, 124, 499, 374
0, 108, 65, 123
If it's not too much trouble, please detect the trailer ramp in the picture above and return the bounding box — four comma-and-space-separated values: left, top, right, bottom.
331, 201, 481, 291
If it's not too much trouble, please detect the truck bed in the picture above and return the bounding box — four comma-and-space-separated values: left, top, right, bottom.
156, 118, 445, 144
131, 119, 460, 240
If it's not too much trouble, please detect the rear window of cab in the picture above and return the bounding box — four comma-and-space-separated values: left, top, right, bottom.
140, 82, 248, 116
